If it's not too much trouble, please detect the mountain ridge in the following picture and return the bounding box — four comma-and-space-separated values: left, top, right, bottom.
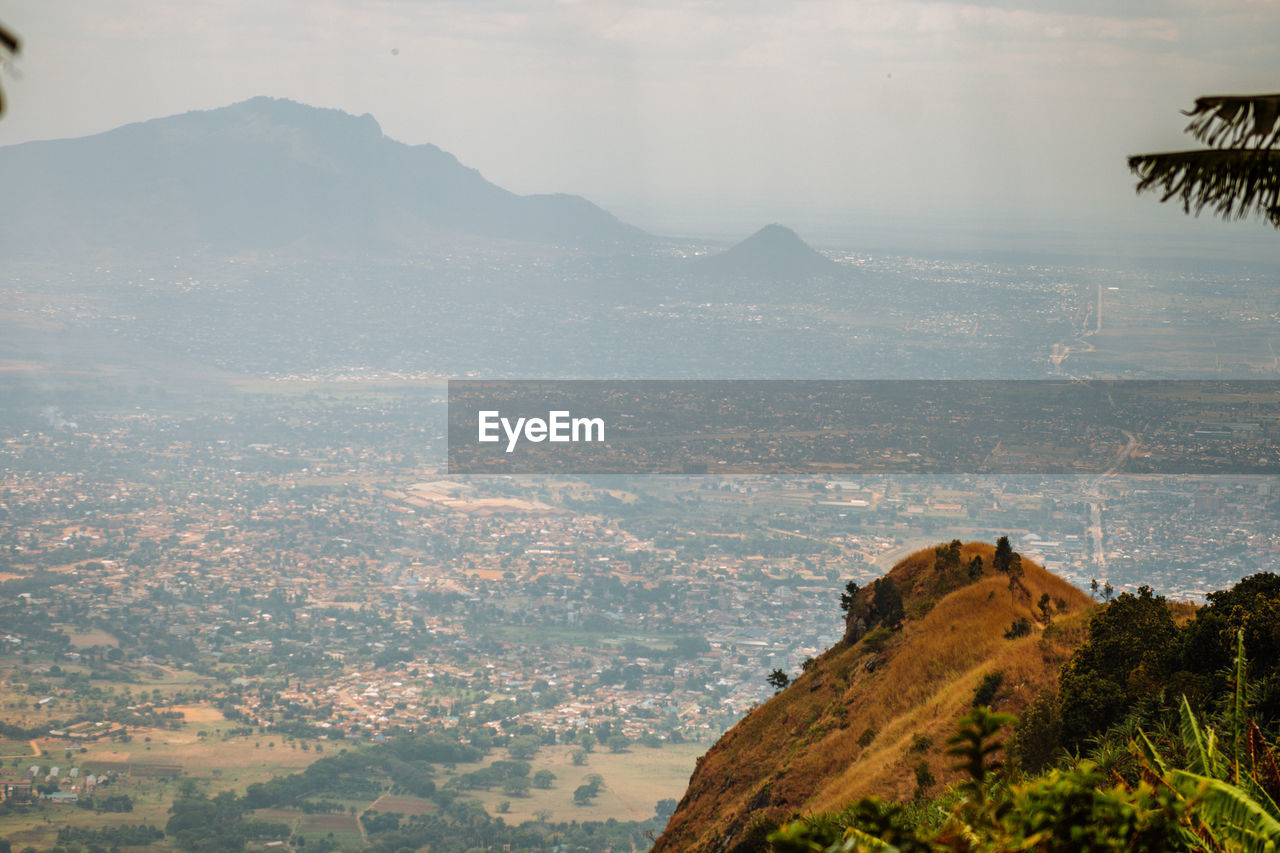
652, 542, 1091, 852
0, 96, 648, 256
691, 223, 841, 281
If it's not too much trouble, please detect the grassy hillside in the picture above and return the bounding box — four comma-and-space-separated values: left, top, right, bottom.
653, 541, 1092, 853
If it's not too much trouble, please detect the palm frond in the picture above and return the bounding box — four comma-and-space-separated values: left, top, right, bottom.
1248, 721, 1280, 807
1136, 729, 1171, 778
1128, 149, 1280, 226
0, 20, 18, 119
1169, 769, 1280, 853
1238, 771, 1280, 826
1234, 628, 1248, 785
1185, 94, 1280, 150
1179, 695, 1222, 779
836, 825, 902, 852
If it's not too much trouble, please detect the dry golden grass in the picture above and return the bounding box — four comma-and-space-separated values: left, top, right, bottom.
170, 704, 226, 724
462, 742, 703, 824
654, 542, 1094, 853
81, 728, 317, 787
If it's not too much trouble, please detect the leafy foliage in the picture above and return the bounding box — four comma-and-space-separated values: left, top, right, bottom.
1002, 617, 1032, 640
761, 570, 1280, 853
972, 671, 1004, 708
1057, 585, 1178, 748
769, 708, 1196, 852
1129, 93, 1280, 226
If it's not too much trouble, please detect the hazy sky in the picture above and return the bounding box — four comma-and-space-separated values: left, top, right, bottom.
3, 1, 1279, 247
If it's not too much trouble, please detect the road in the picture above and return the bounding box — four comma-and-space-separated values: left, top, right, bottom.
1083, 429, 1140, 570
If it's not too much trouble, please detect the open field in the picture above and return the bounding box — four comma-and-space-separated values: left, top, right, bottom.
0, 670, 221, 732
459, 742, 702, 824
0, 733, 694, 848
369, 793, 437, 816
170, 704, 226, 724
397, 482, 563, 515
80, 727, 320, 786
299, 812, 364, 847
0, 723, 339, 850
67, 628, 120, 648
0, 737, 36, 756
0, 803, 176, 851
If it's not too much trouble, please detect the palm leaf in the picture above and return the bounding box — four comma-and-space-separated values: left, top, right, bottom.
1185, 94, 1280, 150
0, 20, 19, 54
0, 20, 18, 119
1238, 771, 1280, 826
1169, 769, 1280, 853
1180, 694, 1223, 779
1128, 149, 1280, 227
1249, 721, 1280, 807
1234, 628, 1248, 784
835, 825, 901, 852
1136, 729, 1171, 778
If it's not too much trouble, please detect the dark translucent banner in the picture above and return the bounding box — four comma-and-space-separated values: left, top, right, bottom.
447, 380, 1280, 475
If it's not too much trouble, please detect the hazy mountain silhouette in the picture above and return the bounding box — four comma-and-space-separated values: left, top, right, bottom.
0, 96, 648, 256
692, 224, 840, 281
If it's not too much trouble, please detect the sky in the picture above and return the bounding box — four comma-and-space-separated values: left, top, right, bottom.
2, 0, 1279, 252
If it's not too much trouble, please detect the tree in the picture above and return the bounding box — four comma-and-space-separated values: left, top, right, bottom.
767, 668, 790, 692
839, 580, 859, 614
1037, 592, 1053, 624
1133, 678, 1280, 852
573, 774, 605, 807
1004, 617, 1032, 640
1005, 552, 1024, 597
501, 776, 531, 797
1130, 93, 1280, 227
993, 536, 1015, 573
1007, 687, 1062, 774
870, 577, 905, 631
1057, 585, 1178, 748
973, 671, 1004, 707
507, 735, 540, 760
533, 769, 556, 789
933, 539, 962, 575
912, 759, 935, 801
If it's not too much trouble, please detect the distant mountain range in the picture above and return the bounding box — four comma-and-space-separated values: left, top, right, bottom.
0, 97, 648, 256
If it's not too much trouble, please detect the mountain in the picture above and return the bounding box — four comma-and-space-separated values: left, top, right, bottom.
652, 542, 1092, 852
0, 97, 648, 256
691, 224, 841, 281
